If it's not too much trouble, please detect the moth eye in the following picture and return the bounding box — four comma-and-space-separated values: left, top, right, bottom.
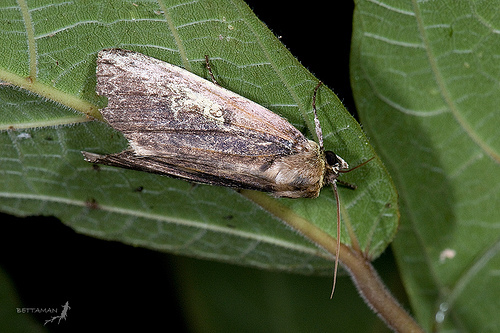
325, 151, 340, 166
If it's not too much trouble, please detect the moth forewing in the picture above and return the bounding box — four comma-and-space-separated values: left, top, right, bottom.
83, 49, 343, 199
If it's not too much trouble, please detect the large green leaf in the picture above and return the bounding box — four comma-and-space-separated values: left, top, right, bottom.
352, 0, 500, 331
0, 0, 396, 277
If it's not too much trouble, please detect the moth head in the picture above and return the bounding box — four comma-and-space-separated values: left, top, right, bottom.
323, 150, 349, 186
325, 151, 349, 173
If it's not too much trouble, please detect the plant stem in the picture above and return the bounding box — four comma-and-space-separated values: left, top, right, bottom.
241, 190, 424, 333
341, 246, 424, 333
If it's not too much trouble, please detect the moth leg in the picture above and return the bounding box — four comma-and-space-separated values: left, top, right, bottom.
336, 179, 357, 190
337, 156, 376, 190
188, 182, 200, 192
204, 55, 219, 85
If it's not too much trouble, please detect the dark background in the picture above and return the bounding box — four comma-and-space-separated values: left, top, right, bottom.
1, 3, 404, 332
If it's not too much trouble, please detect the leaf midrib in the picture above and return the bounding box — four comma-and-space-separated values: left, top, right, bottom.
1, 190, 326, 256
412, 1, 500, 164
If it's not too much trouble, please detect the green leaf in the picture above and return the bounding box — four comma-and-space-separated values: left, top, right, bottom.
0, 0, 396, 276
352, 0, 500, 331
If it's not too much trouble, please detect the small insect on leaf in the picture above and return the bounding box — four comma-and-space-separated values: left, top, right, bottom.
82, 49, 367, 297
83, 49, 350, 198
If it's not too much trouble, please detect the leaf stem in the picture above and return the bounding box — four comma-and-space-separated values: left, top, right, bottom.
241, 190, 423, 333
341, 247, 423, 333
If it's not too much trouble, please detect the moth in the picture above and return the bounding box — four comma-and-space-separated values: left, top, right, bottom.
83, 49, 368, 296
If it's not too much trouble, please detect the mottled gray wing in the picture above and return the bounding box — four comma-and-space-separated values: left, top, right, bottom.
84, 49, 327, 198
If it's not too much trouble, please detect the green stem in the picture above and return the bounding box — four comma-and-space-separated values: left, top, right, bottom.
241, 190, 423, 333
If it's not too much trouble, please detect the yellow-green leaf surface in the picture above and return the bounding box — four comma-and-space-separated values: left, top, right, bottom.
0, 0, 396, 276
352, 0, 500, 331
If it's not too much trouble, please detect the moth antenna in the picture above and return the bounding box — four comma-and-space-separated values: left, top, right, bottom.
330, 181, 341, 299
312, 82, 324, 151
336, 156, 376, 189
204, 55, 219, 85
314, 81, 341, 298
339, 156, 375, 174
330, 157, 374, 298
